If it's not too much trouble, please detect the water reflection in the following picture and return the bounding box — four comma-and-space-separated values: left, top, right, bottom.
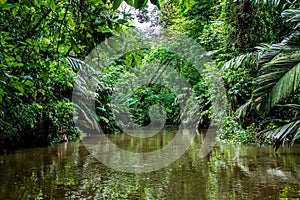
83, 128, 196, 173
1, 129, 300, 199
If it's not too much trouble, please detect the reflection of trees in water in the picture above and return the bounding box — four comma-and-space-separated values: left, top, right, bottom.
1, 134, 300, 199
207, 143, 300, 199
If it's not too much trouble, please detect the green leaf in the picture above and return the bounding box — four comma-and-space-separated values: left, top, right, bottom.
86, 32, 92, 38
252, 33, 300, 113
113, 0, 123, 9
49, 0, 56, 11
183, 0, 194, 10
24, 80, 34, 87
16, 55, 22, 62
0, 88, 5, 103
11, 81, 24, 93
264, 62, 300, 112
134, 0, 147, 9
0, 3, 16, 10
30, 121, 35, 128
58, 12, 65, 20
124, 0, 133, 6
261, 119, 300, 146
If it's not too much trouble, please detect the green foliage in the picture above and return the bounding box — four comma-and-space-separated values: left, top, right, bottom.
68, 57, 117, 134
128, 84, 179, 126
99, 48, 184, 128
1, 0, 299, 149
220, 0, 290, 54
253, 38, 300, 113
49, 101, 78, 143
158, 0, 292, 58
158, 0, 215, 40
219, 116, 257, 144
251, 0, 300, 9
145, 47, 211, 127
182, 0, 218, 38
87, 43, 212, 129
235, 7, 300, 148
0, 0, 129, 148
222, 53, 259, 110
213, 1, 300, 148
261, 119, 300, 149
158, 0, 192, 32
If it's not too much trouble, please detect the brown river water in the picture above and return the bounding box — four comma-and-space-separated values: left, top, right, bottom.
1, 129, 300, 199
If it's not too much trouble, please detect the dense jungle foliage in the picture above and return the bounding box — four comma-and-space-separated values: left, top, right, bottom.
0, 0, 299, 149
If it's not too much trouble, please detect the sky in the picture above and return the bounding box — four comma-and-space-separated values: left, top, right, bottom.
118, 1, 161, 32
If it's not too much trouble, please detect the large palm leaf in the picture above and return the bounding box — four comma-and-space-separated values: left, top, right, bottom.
235, 8, 300, 147
250, 33, 300, 146
261, 119, 300, 149
66, 57, 111, 134
252, 33, 300, 113
282, 9, 300, 29
252, 8, 300, 112
222, 52, 260, 71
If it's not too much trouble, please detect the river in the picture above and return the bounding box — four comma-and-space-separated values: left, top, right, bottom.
1, 129, 300, 199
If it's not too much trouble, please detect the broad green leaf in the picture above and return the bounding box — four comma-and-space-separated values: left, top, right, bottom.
11, 81, 24, 93
24, 80, 34, 87
97, 107, 106, 112
49, 0, 56, 11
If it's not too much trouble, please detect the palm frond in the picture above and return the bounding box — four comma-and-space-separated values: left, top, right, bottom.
66, 57, 106, 89
255, 43, 271, 52
222, 52, 259, 71
66, 57, 86, 72
251, 0, 299, 9
222, 53, 259, 118
282, 9, 300, 29
235, 100, 252, 118
67, 56, 103, 73
235, 8, 300, 149
265, 62, 299, 110
252, 33, 300, 113
260, 119, 300, 147
69, 56, 114, 134
252, 0, 281, 7
257, 34, 300, 65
